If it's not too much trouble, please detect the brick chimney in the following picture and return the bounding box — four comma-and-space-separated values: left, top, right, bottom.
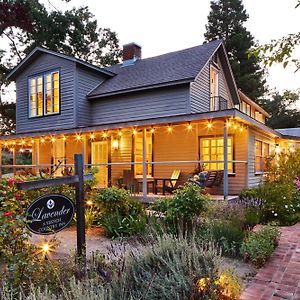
122, 43, 141, 66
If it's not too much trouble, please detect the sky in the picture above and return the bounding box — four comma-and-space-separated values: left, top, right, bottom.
1, 0, 300, 101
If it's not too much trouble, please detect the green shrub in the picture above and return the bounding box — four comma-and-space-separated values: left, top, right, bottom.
241, 225, 280, 267
94, 186, 130, 215
151, 183, 209, 233
198, 220, 245, 257
93, 187, 147, 238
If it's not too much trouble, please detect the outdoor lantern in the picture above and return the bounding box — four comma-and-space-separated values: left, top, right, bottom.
112, 139, 119, 150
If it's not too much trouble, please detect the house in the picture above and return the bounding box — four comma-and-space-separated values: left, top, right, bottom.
1, 40, 299, 199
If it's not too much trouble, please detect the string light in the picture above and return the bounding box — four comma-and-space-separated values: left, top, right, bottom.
102, 131, 108, 138
187, 122, 192, 131
4, 142, 8, 147
21, 140, 26, 145
207, 122, 213, 129
118, 130, 122, 137
150, 127, 155, 133
10, 148, 14, 152
12, 141, 16, 145
41, 138, 45, 143
62, 136, 67, 141
90, 133, 95, 140
226, 121, 232, 128
167, 124, 173, 133
132, 128, 137, 135
239, 126, 244, 133
31, 139, 35, 144
51, 137, 56, 143
76, 134, 82, 141
233, 123, 238, 130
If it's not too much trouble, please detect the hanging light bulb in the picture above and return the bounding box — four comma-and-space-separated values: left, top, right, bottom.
118, 130, 122, 137
31, 139, 35, 144
239, 126, 244, 133
51, 137, 56, 143
226, 120, 232, 128
4, 142, 8, 147
132, 128, 137, 135
62, 136, 67, 141
233, 123, 238, 130
150, 127, 155, 133
207, 122, 213, 129
90, 133, 95, 140
76, 134, 82, 141
187, 122, 192, 131
167, 124, 173, 133
102, 131, 108, 138
21, 140, 26, 145
40, 138, 45, 143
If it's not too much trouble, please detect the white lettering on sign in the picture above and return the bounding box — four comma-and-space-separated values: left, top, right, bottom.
31, 205, 71, 222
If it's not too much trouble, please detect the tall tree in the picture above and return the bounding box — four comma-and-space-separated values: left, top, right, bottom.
0, 0, 122, 134
204, 0, 266, 101
0, 102, 16, 136
258, 91, 300, 129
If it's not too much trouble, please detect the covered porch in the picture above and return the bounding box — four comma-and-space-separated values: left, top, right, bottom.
0, 109, 255, 200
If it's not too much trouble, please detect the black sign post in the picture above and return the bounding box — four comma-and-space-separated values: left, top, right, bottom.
17, 154, 92, 269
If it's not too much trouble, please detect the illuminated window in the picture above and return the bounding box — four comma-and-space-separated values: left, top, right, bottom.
200, 137, 233, 172
134, 131, 152, 176
29, 70, 60, 117
255, 140, 269, 173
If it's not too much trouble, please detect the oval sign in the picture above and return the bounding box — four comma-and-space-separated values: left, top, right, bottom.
26, 194, 75, 235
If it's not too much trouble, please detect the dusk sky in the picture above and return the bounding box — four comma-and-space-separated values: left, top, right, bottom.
1, 0, 300, 101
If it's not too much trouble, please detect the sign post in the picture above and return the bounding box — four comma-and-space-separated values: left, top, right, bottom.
17, 154, 92, 269
74, 154, 86, 267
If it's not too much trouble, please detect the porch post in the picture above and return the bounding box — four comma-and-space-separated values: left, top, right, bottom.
223, 121, 228, 200
35, 140, 39, 176
142, 128, 147, 199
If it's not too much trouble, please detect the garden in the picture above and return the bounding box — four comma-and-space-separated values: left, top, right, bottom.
0, 149, 300, 299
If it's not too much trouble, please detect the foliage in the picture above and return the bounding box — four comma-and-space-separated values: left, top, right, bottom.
199, 220, 245, 257
241, 226, 280, 267
0, 102, 16, 135
0, 178, 62, 291
151, 183, 209, 233
204, 0, 266, 100
0, 0, 121, 103
257, 91, 300, 129
94, 187, 147, 238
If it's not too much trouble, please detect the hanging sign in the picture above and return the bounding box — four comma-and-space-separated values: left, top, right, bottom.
26, 194, 75, 235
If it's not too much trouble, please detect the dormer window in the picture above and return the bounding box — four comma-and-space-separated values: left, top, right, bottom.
29, 70, 60, 117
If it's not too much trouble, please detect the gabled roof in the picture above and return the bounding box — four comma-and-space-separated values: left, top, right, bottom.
88, 40, 240, 104
7, 47, 116, 81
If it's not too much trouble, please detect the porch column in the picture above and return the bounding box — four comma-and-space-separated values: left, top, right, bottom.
223, 121, 228, 200
35, 141, 39, 176
142, 128, 147, 199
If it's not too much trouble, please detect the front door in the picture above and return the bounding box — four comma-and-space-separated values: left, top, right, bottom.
91, 141, 108, 187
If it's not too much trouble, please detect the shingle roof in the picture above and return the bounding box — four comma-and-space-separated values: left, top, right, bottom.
276, 128, 300, 138
88, 40, 223, 98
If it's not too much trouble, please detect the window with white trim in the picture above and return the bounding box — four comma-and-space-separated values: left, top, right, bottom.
200, 136, 233, 172
255, 140, 269, 173
29, 70, 60, 117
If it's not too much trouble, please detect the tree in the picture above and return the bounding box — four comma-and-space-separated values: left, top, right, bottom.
250, 1, 300, 72
0, 0, 122, 134
204, 0, 267, 101
258, 91, 300, 129
0, 102, 16, 135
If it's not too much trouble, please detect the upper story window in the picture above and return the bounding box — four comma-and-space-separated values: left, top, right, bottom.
210, 66, 219, 111
241, 101, 251, 116
29, 70, 60, 117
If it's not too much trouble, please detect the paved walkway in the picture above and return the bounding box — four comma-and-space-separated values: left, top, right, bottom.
240, 223, 300, 300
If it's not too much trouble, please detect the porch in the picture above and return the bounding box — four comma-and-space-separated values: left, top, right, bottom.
0, 111, 251, 200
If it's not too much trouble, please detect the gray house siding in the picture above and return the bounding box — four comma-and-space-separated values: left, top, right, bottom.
15, 53, 76, 134
190, 63, 210, 113
91, 85, 190, 125
76, 66, 105, 127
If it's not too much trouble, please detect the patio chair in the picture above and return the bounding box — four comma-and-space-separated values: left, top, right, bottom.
154, 170, 181, 195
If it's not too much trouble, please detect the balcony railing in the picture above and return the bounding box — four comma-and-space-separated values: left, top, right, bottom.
210, 96, 228, 111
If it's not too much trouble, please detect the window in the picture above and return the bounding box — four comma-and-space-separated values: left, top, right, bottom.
134, 131, 153, 176
200, 137, 233, 173
255, 140, 270, 173
29, 70, 60, 117
241, 101, 251, 116
210, 66, 219, 111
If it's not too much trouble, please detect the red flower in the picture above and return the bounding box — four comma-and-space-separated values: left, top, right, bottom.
7, 178, 16, 186
3, 212, 14, 217
15, 193, 21, 201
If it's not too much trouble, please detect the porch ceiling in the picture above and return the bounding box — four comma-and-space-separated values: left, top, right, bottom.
0, 108, 286, 141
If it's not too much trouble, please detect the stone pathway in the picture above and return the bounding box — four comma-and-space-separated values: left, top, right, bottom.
240, 223, 300, 300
